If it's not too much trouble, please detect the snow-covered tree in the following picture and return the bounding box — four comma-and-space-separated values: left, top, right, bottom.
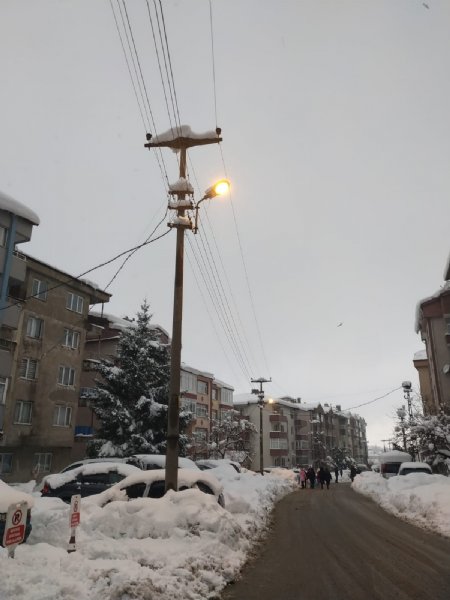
412, 411, 450, 475
208, 410, 256, 464
88, 301, 192, 457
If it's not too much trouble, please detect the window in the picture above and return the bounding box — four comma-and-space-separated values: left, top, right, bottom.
32, 278, 48, 301
181, 398, 196, 414
221, 388, 233, 405
220, 408, 231, 422
212, 388, 217, 401
19, 358, 38, 380
14, 400, 32, 424
0, 226, 7, 247
197, 380, 208, 395
270, 438, 288, 450
0, 377, 7, 404
194, 428, 208, 441
195, 403, 208, 418
33, 453, 52, 473
211, 409, 218, 421
274, 457, 286, 467
26, 317, 43, 339
180, 371, 196, 393
0, 453, 12, 473
66, 292, 84, 314
63, 328, 80, 349
272, 423, 285, 432
58, 366, 75, 386
53, 405, 72, 427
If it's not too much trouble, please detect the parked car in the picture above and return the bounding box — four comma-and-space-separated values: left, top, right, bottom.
196, 459, 241, 473
0, 481, 33, 546
379, 450, 412, 478
92, 468, 225, 508
39, 462, 141, 503
126, 454, 199, 471
60, 458, 128, 473
398, 462, 432, 476
356, 464, 370, 474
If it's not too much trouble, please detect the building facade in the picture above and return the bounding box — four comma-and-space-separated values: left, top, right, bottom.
415, 256, 450, 415
234, 394, 368, 470
0, 255, 109, 482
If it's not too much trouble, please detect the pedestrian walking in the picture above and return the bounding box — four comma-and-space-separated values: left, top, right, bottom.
334, 466, 339, 483
306, 466, 316, 489
300, 468, 307, 489
323, 466, 332, 489
318, 466, 325, 489
350, 465, 357, 482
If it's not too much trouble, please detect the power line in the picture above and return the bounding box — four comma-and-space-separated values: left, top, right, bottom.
344, 387, 402, 411
1, 229, 172, 312
208, 0, 218, 127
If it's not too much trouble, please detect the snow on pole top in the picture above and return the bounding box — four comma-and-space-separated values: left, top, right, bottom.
169, 178, 194, 194
0, 189, 40, 225
146, 125, 222, 150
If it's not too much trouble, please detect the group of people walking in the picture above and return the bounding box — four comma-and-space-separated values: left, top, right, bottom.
297, 465, 343, 489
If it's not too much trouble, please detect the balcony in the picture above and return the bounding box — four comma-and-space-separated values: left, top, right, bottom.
0, 247, 27, 284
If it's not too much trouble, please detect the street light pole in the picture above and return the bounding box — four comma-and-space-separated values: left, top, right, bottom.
145, 126, 224, 492
251, 377, 271, 475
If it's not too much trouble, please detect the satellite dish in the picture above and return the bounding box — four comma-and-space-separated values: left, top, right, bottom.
443, 364, 450, 375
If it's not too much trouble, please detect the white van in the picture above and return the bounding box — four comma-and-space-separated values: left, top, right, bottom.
379, 450, 412, 478
398, 462, 432, 476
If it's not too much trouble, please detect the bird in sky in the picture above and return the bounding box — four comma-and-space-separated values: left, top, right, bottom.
423, 3, 429, 8
337, 322, 343, 327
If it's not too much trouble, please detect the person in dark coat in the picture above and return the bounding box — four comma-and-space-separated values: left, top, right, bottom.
323, 467, 332, 489
306, 466, 316, 489
350, 465, 357, 482
334, 466, 339, 483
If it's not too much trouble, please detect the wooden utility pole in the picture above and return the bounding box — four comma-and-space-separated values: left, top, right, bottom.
145, 127, 222, 492
251, 377, 272, 475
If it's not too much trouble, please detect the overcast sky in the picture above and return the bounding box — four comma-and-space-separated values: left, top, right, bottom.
1, 0, 449, 446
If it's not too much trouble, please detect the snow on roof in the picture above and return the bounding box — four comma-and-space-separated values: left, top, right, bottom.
415, 280, 450, 333
414, 348, 427, 361
0, 480, 35, 512
213, 378, 234, 391
0, 189, 40, 225
89, 310, 169, 338
168, 177, 194, 194
399, 462, 431, 471
443, 250, 450, 281
151, 125, 219, 145
378, 450, 412, 462
181, 362, 214, 379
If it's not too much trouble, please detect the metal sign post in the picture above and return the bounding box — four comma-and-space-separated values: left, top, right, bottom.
67, 494, 81, 553
3, 501, 27, 558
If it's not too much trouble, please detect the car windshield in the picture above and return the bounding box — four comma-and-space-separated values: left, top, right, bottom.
400, 468, 431, 475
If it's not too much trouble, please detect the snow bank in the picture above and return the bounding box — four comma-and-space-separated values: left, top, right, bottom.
352, 471, 450, 537
0, 469, 296, 600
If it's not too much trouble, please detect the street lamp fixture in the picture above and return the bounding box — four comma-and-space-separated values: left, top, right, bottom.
193, 179, 230, 233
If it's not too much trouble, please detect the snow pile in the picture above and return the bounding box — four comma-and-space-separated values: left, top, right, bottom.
353, 471, 450, 537
0, 469, 295, 600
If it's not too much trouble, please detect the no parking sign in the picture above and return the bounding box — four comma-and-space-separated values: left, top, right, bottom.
68, 494, 81, 553
3, 501, 27, 558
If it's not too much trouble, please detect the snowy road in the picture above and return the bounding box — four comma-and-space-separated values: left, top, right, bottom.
220, 482, 450, 600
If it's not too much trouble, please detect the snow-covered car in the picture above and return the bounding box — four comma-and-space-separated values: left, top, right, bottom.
196, 459, 241, 473
39, 462, 141, 502
60, 458, 128, 473
398, 462, 432, 476
0, 481, 34, 546
126, 454, 199, 471
92, 468, 225, 508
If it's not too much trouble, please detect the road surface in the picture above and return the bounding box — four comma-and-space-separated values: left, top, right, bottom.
220, 482, 450, 600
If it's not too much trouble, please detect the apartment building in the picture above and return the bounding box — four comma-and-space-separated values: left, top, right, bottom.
0, 254, 110, 482
415, 255, 450, 414
180, 365, 234, 459
234, 394, 368, 469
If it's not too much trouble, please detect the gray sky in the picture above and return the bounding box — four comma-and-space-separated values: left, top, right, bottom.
1, 0, 449, 446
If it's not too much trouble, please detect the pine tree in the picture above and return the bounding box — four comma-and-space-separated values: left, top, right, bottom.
88, 301, 191, 457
